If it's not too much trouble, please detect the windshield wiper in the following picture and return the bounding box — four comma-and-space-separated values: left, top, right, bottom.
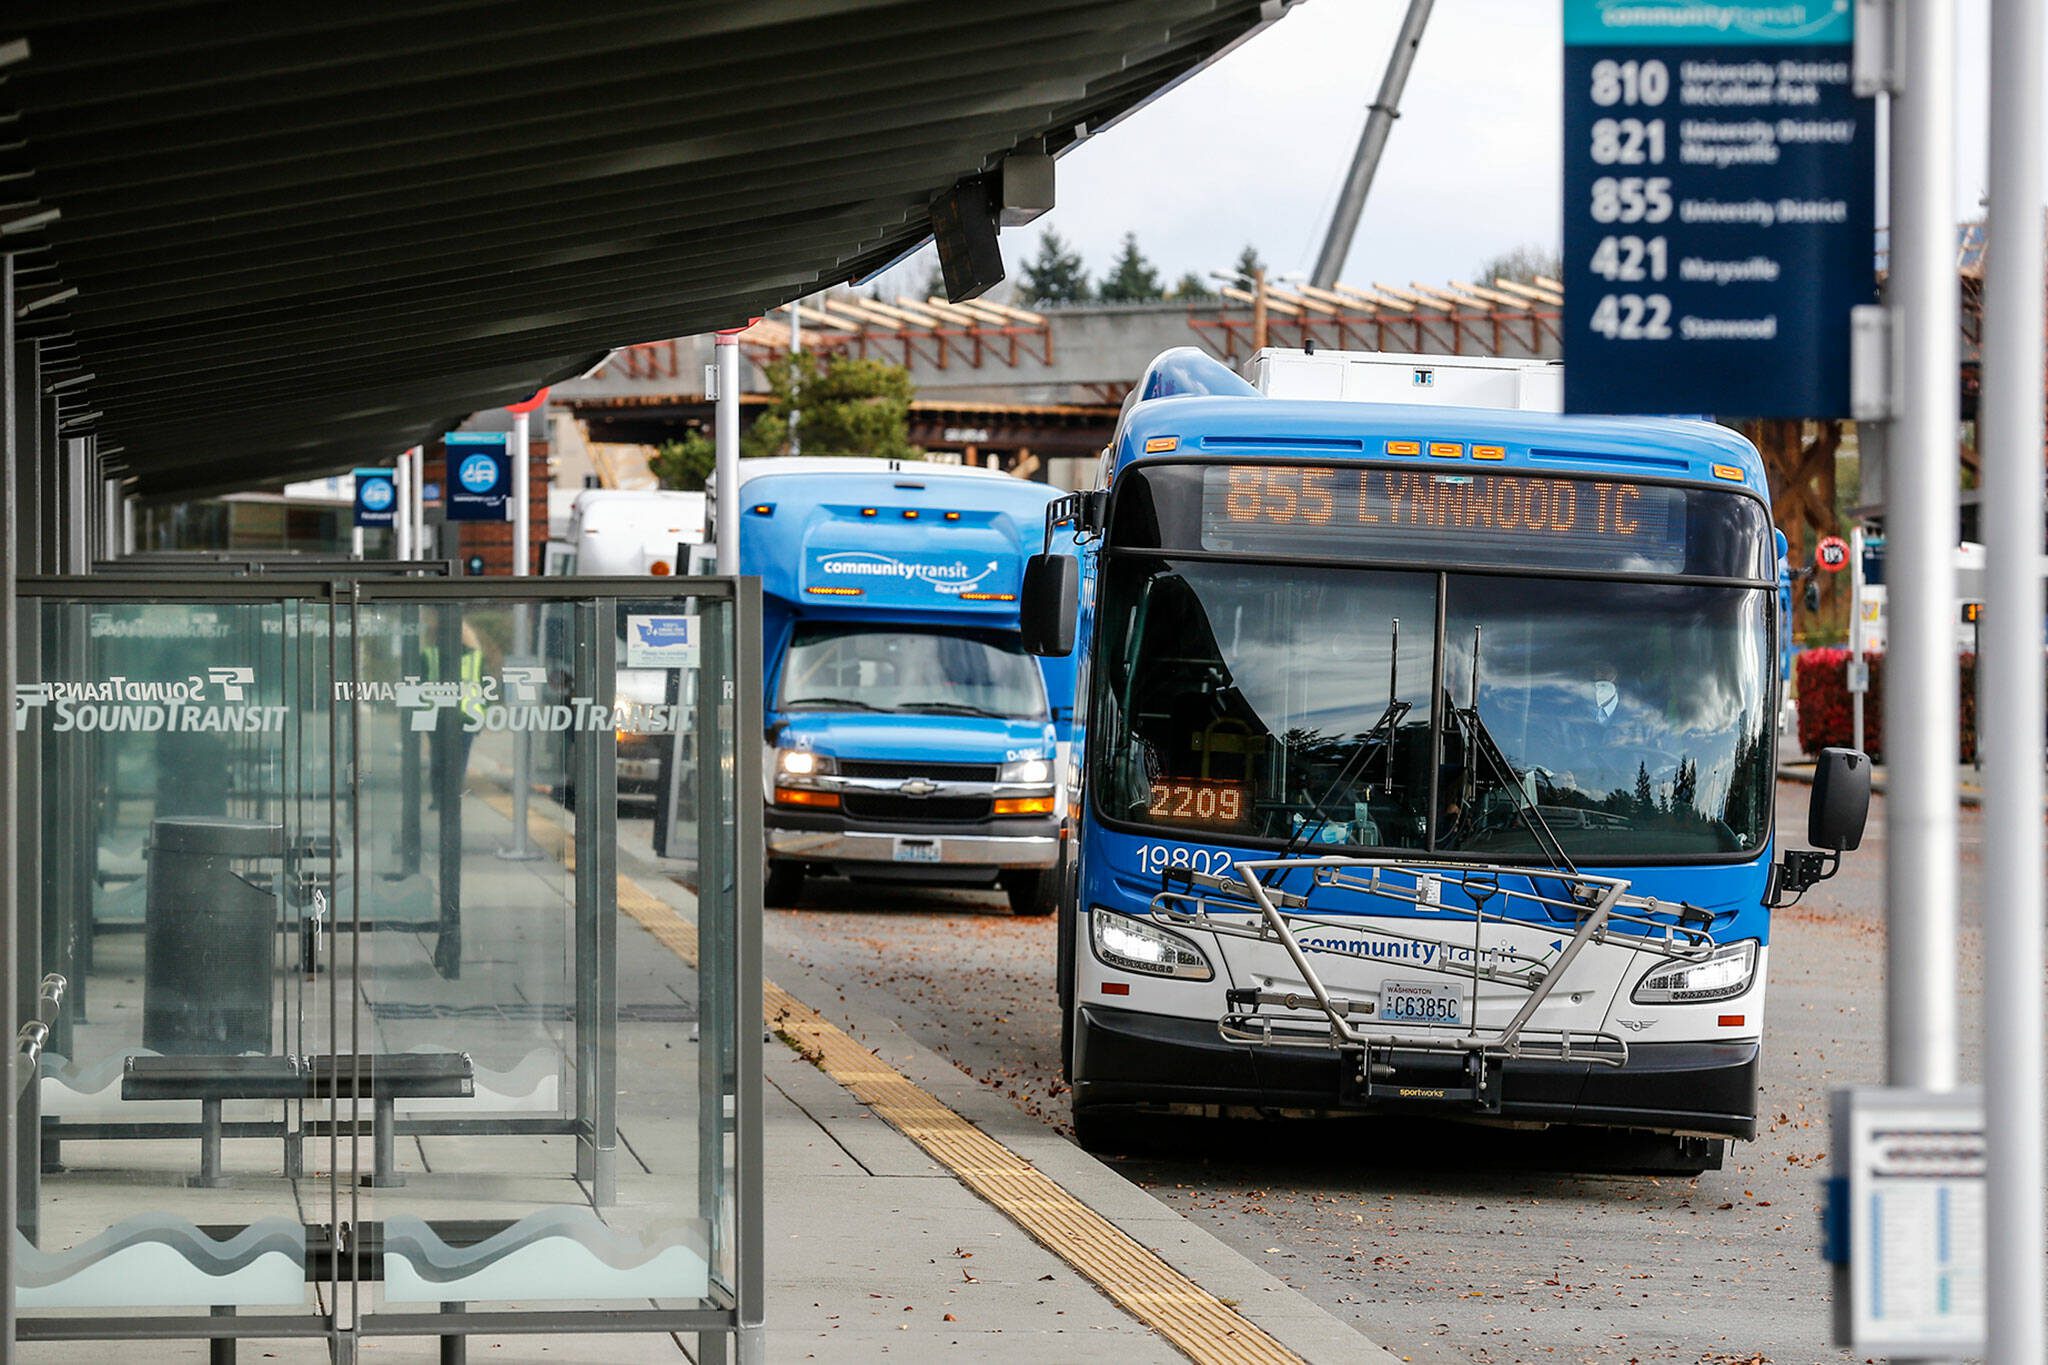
1446, 626, 1578, 880
897, 701, 1013, 718
782, 696, 881, 712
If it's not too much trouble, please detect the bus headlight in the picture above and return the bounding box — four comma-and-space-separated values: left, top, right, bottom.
1631, 940, 1757, 1005
1000, 756, 1052, 785
1090, 908, 1212, 981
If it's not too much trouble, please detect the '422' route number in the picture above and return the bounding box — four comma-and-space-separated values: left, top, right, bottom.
1138, 843, 1236, 880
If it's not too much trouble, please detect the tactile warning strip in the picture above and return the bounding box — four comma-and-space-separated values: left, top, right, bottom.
474, 782, 1304, 1363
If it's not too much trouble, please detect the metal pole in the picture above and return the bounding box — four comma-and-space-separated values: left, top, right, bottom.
1979, 0, 2044, 1355
512, 412, 531, 579
788, 302, 802, 458
2, 247, 22, 1359
1310, 0, 1434, 289
1883, 0, 1960, 1101
411, 445, 427, 560
351, 526, 364, 559
1251, 266, 1269, 352
393, 453, 412, 560
1850, 525, 1867, 752
502, 410, 540, 861
715, 334, 741, 576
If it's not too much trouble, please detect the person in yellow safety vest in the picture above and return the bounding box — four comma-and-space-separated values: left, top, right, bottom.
425, 622, 486, 810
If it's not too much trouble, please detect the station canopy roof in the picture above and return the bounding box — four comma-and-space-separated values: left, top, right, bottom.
3, 0, 1285, 498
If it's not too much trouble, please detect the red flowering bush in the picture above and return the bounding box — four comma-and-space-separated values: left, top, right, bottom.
1794, 648, 1977, 764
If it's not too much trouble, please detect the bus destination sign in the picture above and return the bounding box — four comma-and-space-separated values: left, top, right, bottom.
1199, 464, 1689, 571
1561, 1, 1876, 416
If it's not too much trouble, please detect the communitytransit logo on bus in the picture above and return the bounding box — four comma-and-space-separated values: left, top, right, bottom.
815, 552, 1002, 595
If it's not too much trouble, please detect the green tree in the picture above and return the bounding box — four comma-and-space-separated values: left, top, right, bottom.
1097, 232, 1165, 302
1230, 243, 1266, 284
1171, 271, 1215, 300
1019, 228, 1090, 304
745, 351, 920, 460
650, 430, 716, 491
1475, 243, 1561, 285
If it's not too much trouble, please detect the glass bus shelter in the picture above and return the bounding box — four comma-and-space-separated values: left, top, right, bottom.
8, 574, 762, 1362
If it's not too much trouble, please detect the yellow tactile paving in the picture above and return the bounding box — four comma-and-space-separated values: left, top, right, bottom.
473, 779, 1305, 1364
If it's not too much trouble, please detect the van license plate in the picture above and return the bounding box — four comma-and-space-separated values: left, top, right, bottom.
1380, 981, 1464, 1027
894, 838, 941, 864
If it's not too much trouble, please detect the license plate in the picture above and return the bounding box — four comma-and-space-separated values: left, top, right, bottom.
1380, 980, 1465, 1027
893, 837, 941, 864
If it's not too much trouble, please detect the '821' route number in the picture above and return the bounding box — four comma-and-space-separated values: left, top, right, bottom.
1137, 844, 1235, 879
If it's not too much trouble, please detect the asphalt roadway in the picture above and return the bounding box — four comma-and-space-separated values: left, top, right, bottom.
698, 782, 1993, 1365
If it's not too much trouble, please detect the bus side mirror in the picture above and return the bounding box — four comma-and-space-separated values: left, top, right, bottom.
1021, 553, 1078, 657
1809, 747, 1870, 851
1769, 747, 1869, 907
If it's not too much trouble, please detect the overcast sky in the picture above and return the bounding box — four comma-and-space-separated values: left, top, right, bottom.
875, 0, 2023, 298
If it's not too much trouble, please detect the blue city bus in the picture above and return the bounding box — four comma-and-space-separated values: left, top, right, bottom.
1022, 348, 1867, 1170
742, 459, 1078, 916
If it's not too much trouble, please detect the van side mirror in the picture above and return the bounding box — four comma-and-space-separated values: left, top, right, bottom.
1020, 553, 1078, 657
1809, 746, 1870, 851
1769, 746, 1869, 906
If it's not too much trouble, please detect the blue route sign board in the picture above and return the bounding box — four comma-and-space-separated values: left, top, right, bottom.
1562, 1, 1875, 416
353, 467, 397, 528
444, 431, 511, 522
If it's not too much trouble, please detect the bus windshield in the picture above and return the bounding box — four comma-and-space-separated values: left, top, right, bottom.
779, 624, 1048, 720
1092, 558, 1775, 860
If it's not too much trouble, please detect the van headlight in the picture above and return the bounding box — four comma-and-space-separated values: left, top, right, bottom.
1090, 908, 1212, 981
1632, 940, 1758, 1005
777, 749, 836, 778
999, 756, 1052, 785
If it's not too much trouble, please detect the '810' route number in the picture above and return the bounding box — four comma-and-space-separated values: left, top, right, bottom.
1138, 843, 1236, 879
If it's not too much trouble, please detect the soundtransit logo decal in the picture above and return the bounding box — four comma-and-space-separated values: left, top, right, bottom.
340, 667, 682, 735
14, 666, 280, 733
815, 552, 1002, 595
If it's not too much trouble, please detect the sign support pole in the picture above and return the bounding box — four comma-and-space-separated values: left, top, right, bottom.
394, 452, 412, 560
1881, 0, 1960, 1104
1848, 525, 1866, 753
502, 407, 541, 861
715, 333, 740, 576
1979, 0, 2045, 1357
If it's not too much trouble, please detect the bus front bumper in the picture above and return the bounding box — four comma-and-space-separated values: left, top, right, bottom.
1072, 1005, 1760, 1140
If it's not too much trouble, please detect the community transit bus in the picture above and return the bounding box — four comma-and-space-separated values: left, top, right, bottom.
741, 458, 1078, 916
1021, 348, 1870, 1170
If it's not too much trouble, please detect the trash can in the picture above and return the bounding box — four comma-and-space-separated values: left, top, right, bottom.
143, 816, 284, 1055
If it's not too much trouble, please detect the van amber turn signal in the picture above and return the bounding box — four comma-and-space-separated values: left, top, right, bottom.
774, 787, 840, 809
993, 795, 1056, 816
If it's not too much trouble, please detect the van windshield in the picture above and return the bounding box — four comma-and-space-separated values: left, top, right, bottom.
779, 625, 1048, 720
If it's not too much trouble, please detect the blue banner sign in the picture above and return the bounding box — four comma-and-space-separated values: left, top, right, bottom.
1562, 0, 1875, 416
353, 467, 397, 528
444, 431, 511, 522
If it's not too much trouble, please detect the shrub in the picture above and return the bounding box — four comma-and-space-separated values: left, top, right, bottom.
1794, 648, 1977, 764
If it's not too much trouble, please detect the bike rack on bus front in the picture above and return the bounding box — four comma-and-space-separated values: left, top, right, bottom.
1148, 858, 1722, 1111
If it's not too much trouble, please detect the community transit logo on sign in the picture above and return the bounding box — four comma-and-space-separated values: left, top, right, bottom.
626, 615, 700, 669
354, 467, 398, 528
444, 432, 511, 522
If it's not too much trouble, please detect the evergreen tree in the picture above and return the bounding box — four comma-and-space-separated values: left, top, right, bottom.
1231, 243, 1266, 284
1171, 271, 1215, 300
1475, 243, 1562, 285
744, 351, 919, 460
1634, 761, 1655, 816
1097, 232, 1165, 302
650, 430, 716, 491
1019, 228, 1090, 304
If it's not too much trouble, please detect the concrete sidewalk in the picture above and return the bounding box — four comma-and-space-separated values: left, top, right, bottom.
606, 816, 1392, 1365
